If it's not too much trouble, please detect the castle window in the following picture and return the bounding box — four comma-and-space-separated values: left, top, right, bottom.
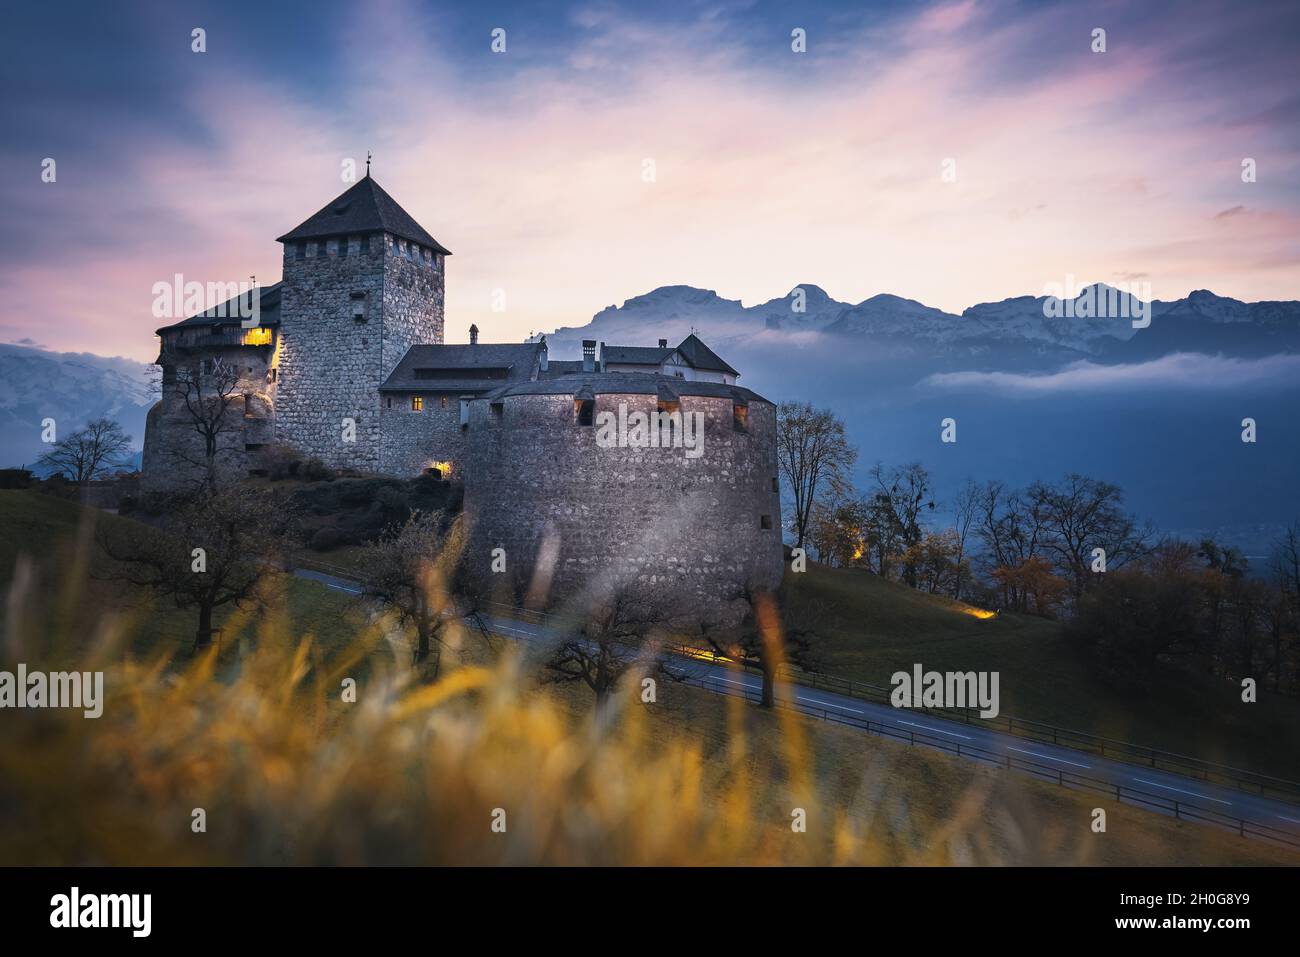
575, 398, 595, 427
350, 291, 367, 323
385, 396, 392, 409
360, 234, 370, 254
440, 396, 448, 409
295, 242, 305, 261
459, 399, 470, 429
771, 477, 779, 493
412, 396, 424, 412
201, 358, 216, 375
337, 236, 349, 257
242, 327, 272, 346
732, 403, 749, 433
269, 368, 277, 383
490, 401, 503, 421
760, 514, 772, 530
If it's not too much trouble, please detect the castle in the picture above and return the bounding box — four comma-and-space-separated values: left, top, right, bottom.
143, 175, 783, 618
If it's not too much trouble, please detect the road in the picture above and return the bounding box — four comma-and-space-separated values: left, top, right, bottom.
289, 565, 1300, 847
478, 613, 1300, 847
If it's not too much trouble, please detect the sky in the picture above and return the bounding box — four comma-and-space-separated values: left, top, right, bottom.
2, 0, 1298, 361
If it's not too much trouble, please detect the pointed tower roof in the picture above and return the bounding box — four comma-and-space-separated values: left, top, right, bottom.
676, 333, 739, 377
276, 176, 451, 254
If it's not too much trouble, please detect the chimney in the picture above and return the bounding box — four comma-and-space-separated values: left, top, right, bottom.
538, 335, 548, 372
658, 338, 668, 348
582, 339, 596, 373
469, 323, 479, 345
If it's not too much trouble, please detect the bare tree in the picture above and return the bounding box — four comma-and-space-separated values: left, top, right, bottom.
98, 486, 283, 650
1269, 522, 1300, 692
808, 495, 868, 567
170, 358, 244, 490
544, 587, 673, 706
776, 401, 857, 550
37, 417, 133, 482
699, 585, 831, 708
950, 478, 980, 599
975, 480, 1046, 612
867, 462, 935, 586
359, 510, 464, 673
1028, 474, 1152, 601
1271, 521, 1300, 602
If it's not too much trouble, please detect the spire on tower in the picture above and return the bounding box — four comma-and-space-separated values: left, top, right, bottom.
365, 151, 372, 178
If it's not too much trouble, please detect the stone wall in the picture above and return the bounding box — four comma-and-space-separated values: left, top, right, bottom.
141, 345, 275, 494
462, 391, 783, 625
381, 236, 446, 385
379, 391, 466, 478
274, 233, 444, 472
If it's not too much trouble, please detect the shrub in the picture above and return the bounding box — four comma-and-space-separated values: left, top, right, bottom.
301, 458, 336, 482
256, 444, 304, 481
309, 527, 343, 552
0, 469, 33, 489
36, 474, 76, 499
375, 486, 410, 524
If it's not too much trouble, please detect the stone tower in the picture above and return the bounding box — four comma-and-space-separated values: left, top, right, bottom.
274, 175, 450, 470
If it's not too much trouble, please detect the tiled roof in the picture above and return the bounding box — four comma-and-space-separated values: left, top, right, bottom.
539, 359, 585, 377
481, 371, 770, 405
155, 282, 282, 335
380, 342, 542, 392
676, 333, 739, 376
276, 176, 451, 254
602, 345, 674, 365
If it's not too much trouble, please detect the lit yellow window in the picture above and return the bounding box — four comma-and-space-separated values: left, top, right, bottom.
242, 327, 272, 346
412, 396, 424, 412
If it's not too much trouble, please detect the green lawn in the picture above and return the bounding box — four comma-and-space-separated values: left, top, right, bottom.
0, 489, 366, 663
783, 561, 1300, 782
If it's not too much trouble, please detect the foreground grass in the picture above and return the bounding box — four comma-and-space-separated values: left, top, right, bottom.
4, 563, 1294, 865
784, 561, 1300, 782
1, 489, 1296, 864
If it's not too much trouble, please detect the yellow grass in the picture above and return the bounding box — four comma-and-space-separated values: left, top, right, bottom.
1, 490, 1295, 866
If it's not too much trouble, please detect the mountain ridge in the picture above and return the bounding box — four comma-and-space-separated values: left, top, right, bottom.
539, 284, 1300, 362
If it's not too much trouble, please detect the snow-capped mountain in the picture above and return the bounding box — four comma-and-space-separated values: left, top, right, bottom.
0, 343, 155, 470
535, 284, 1300, 558
540, 285, 1300, 364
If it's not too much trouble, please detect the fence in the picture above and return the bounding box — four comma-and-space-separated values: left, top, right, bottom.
280, 581, 1300, 847
472, 599, 1300, 808
681, 669, 1300, 851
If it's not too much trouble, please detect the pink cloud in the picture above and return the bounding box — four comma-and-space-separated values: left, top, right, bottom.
9, 0, 1299, 360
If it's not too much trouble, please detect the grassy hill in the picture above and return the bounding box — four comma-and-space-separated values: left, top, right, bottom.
0, 489, 1296, 864
783, 561, 1300, 782
0, 490, 363, 660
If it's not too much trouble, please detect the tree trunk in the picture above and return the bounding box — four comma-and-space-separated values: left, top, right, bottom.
194, 602, 214, 651
760, 656, 776, 709
414, 615, 430, 664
